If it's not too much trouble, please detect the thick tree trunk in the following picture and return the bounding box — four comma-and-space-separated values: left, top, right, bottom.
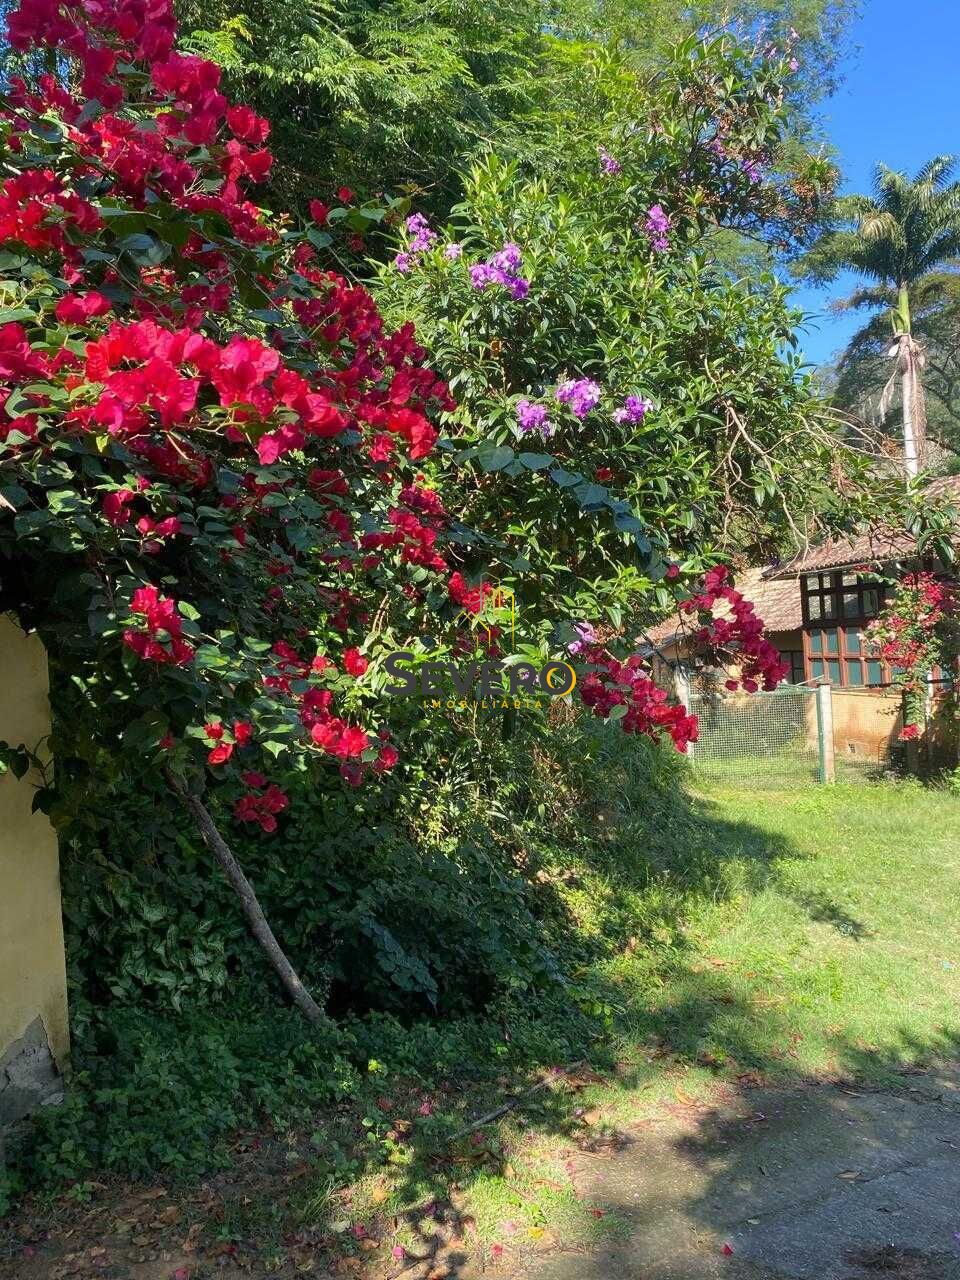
166, 773, 325, 1025
896, 286, 923, 476
902, 361, 920, 477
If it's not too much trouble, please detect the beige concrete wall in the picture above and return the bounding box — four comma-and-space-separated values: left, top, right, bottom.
0, 613, 69, 1120
830, 688, 903, 767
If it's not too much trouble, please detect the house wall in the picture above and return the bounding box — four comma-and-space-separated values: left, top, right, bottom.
830, 688, 903, 766
0, 614, 69, 1128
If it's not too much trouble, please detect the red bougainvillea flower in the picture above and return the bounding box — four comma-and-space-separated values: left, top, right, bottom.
234, 781, 289, 833
103, 488, 135, 525
122, 585, 194, 666
448, 572, 494, 615
55, 291, 112, 324
679, 566, 788, 693
342, 648, 369, 676
208, 742, 234, 765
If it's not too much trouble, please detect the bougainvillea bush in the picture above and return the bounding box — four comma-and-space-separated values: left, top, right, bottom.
866, 572, 959, 743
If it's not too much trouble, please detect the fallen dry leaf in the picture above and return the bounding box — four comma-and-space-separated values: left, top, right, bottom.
181, 1223, 202, 1253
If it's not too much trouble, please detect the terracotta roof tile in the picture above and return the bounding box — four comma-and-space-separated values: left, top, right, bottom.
644, 566, 802, 646
775, 474, 960, 576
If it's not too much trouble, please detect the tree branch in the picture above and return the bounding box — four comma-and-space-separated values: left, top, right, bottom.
166, 770, 325, 1025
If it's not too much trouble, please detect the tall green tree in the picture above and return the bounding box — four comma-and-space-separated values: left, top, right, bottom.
800, 157, 960, 473
172, 0, 854, 221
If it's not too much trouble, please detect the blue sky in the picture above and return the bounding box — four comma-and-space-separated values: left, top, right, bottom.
790, 0, 960, 369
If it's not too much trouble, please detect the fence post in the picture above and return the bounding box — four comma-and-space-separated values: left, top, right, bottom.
815, 683, 835, 783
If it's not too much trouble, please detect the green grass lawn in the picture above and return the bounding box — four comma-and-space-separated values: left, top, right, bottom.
606, 779, 960, 1088
308, 775, 960, 1260
432, 778, 960, 1262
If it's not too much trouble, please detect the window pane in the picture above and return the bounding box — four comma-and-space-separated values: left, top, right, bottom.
863, 589, 879, 616
820, 575, 833, 590
792, 653, 805, 683
867, 660, 884, 685
811, 659, 825, 678
827, 660, 841, 684
822, 594, 837, 618
808, 596, 822, 620
825, 629, 839, 654
804, 576, 819, 591
846, 628, 861, 654
842, 592, 859, 617
846, 660, 864, 687
842, 572, 859, 586
810, 630, 823, 654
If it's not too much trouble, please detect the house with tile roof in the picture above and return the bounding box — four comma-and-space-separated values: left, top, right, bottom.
646, 474, 960, 694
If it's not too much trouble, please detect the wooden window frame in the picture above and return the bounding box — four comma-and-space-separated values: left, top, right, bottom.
801, 571, 890, 688
778, 649, 805, 685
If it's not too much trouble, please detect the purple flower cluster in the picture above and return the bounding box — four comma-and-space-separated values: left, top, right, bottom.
394, 212, 437, 273
568, 621, 597, 654
556, 378, 602, 419
644, 204, 671, 252
470, 242, 529, 299
516, 398, 552, 436
741, 158, 763, 184
612, 395, 652, 424
444, 242, 463, 260
599, 146, 621, 176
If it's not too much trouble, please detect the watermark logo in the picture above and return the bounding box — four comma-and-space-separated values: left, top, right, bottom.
384, 580, 576, 705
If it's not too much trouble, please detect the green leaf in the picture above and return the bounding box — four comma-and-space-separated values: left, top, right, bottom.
574, 483, 607, 509
614, 512, 646, 534
518, 452, 555, 470
478, 445, 515, 472
115, 232, 171, 267
549, 468, 583, 488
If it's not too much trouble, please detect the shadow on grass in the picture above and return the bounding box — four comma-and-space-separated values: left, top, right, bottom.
375, 1020, 960, 1280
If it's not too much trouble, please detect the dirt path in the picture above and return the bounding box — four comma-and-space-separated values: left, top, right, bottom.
474, 1066, 960, 1280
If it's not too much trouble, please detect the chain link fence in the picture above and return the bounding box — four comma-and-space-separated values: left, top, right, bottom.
686, 686, 827, 788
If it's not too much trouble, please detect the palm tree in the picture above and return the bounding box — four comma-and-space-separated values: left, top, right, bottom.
800, 156, 960, 474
